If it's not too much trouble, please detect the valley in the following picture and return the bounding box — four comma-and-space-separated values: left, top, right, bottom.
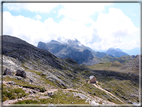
0, 35, 140, 106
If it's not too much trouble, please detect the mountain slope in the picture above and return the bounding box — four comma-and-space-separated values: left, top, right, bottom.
119, 55, 141, 75
106, 48, 129, 57
2, 35, 64, 70
100, 55, 134, 64
1, 35, 139, 105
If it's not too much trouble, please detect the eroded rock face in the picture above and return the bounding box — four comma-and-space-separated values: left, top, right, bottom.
3, 68, 13, 76
16, 70, 26, 78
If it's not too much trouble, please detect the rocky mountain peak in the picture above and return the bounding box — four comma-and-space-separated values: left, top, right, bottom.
67, 39, 82, 47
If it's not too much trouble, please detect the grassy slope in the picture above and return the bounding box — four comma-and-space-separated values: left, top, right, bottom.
86, 63, 139, 104
100, 55, 134, 64
14, 90, 88, 104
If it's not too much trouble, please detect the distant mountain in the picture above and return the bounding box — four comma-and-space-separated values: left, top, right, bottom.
37, 39, 100, 65
106, 48, 129, 57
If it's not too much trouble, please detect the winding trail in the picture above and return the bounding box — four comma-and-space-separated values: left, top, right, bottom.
2, 81, 118, 105
92, 83, 124, 103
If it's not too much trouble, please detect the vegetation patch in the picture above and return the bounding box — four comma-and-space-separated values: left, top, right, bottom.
100, 79, 139, 104
3, 84, 27, 101
3, 76, 46, 92
15, 90, 88, 104
81, 83, 123, 104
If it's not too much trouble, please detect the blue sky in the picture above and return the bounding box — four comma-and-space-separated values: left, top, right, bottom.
3, 3, 140, 55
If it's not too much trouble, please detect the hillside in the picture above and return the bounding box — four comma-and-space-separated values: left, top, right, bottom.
1, 35, 140, 106
100, 55, 135, 64
88, 54, 140, 75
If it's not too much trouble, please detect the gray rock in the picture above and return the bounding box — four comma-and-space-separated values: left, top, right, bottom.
3, 68, 13, 76
17, 77, 21, 80
16, 70, 26, 78
47, 92, 53, 96
32, 91, 36, 94
29, 91, 33, 94
30, 79, 33, 83
41, 73, 46, 76
7, 81, 16, 85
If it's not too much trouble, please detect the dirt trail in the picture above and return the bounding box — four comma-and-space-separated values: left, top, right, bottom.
92, 83, 124, 103
2, 81, 116, 105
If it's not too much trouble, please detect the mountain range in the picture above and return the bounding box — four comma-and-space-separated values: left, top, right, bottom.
38, 39, 100, 65
37, 39, 130, 65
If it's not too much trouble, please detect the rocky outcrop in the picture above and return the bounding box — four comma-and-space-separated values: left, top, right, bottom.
16, 70, 26, 78
3, 68, 13, 76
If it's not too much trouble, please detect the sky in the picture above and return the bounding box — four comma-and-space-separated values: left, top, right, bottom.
2, 2, 141, 55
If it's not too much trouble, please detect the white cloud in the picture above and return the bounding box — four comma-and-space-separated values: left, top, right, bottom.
58, 3, 111, 24
3, 4, 140, 51
88, 8, 140, 50
3, 11, 94, 47
3, 3, 59, 13
35, 15, 41, 20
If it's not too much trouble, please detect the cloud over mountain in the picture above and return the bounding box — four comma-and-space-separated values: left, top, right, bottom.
3, 3, 140, 53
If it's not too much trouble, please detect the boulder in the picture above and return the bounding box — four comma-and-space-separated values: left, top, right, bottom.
47, 92, 53, 96
17, 77, 22, 80
41, 73, 46, 76
16, 70, 26, 78
3, 68, 13, 76
30, 79, 33, 83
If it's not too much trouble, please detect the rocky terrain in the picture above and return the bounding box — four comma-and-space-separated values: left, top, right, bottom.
0, 35, 140, 106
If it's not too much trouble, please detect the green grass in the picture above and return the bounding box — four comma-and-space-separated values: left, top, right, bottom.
87, 62, 122, 71
100, 79, 139, 104
81, 83, 123, 104
14, 90, 88, 104
3, 76, 46, 92
79, 70, 94, 77
100, 55, 134, 64
3, 84, 27, 102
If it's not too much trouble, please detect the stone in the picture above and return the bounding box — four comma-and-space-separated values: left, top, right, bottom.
47, 92, 53, 96
32, 91, 36, 94
88, 92, 91, 94
29, 91, 33, 94
17, 77, 21, 80
30, 79, 33, 83
7, 81, 16, 85
41, 73, 46, 76
16, 70, 26, 78
3, 68, 13, 76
